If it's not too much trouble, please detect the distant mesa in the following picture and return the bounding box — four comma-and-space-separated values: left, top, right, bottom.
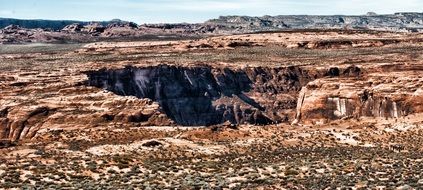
0, 18, 135, 31
1, 12, 423, 44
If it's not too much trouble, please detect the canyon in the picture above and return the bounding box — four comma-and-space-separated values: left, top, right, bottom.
1, 31, 422, 141
0, 28, 423, 189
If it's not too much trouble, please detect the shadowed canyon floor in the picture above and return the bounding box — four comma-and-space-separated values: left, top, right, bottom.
1, 30, 423, 189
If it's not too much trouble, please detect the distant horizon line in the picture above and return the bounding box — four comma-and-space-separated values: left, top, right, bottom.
1, 11, 422, 25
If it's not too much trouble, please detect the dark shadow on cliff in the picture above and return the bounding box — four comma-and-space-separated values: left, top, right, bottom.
85, 65, 269, 126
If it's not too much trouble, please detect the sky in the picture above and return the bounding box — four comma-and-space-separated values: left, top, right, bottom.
0, 0, 422, 24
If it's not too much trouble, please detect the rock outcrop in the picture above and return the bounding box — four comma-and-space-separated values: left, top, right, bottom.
0, 90, 169, 141
83, 23, 106, 35
293, 67, 423, 125
207, 12, 423, 33
61, 23, 84, 33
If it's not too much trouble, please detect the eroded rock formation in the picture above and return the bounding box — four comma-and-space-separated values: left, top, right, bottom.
86, 66, 283, 126
1, 30, 423, 142
86, 65, 368, 126
293, 69, 423, 125
208, 12, 423, 33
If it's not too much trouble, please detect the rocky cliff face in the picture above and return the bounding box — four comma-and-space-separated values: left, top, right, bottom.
87, 66, 304, 125
207, 12, 423, 33
86, 62, 423, 127
293, 67, 423, 125
86, 65, 366, 126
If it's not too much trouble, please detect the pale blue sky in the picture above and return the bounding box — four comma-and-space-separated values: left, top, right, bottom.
0, 0, 422, 23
